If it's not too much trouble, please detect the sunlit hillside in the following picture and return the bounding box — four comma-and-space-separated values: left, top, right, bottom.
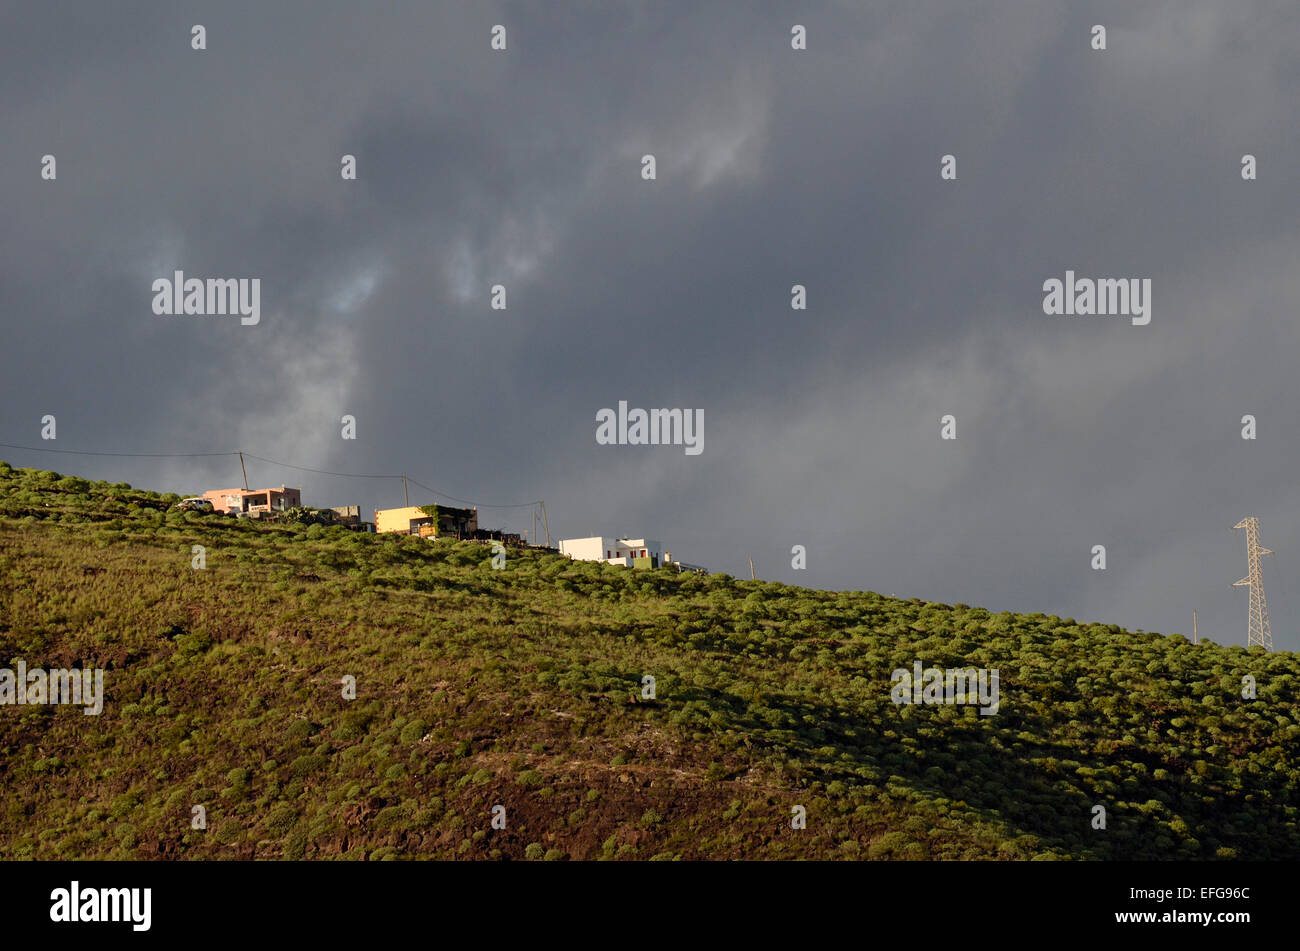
1, 462, 1296, 860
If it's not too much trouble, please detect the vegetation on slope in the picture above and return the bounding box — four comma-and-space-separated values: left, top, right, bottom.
0, 462, 1296, 860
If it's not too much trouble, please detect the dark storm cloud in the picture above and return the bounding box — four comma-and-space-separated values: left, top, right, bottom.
2, 1, 1297, 648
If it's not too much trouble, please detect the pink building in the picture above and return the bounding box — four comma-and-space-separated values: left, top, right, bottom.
200, 485, 301, 516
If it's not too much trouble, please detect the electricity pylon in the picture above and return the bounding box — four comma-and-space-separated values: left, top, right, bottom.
1232, 517, 1273, 651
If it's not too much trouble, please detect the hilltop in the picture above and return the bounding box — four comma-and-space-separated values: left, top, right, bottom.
0, 461, 1297, 860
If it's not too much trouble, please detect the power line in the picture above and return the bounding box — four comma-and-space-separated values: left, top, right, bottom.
236, 456, 539, 508
0, 442, 235, 458
0, 442, 542, 512
405, 476, 540, 510
240, 452, 400, 481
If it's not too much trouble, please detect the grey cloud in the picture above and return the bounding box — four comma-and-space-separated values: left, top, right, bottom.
2, 1, 1296, 648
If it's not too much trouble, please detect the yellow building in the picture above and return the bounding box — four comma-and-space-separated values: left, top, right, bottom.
373, 504, 478, 537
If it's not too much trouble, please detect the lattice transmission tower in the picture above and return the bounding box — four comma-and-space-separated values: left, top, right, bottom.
1232, 517, 1273, 651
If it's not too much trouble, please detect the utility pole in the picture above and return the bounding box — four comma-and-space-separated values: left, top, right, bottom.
402, 474, 409, 507
540, 501, 550, 548
238, 451, 249, 491
749, 558, 756, 581
1192, 610, 1198, 645
1233, 517, 1273, 650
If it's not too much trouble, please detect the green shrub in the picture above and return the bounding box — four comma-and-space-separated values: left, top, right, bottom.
289, 755, 329, 777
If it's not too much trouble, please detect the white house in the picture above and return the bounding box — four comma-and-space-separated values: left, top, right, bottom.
560, 536, 664, 568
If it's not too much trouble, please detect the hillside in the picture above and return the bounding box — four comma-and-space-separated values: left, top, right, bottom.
0, 461, 1297, 861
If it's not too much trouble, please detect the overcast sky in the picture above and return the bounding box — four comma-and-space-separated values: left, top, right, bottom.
3, 1, 1298, 650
